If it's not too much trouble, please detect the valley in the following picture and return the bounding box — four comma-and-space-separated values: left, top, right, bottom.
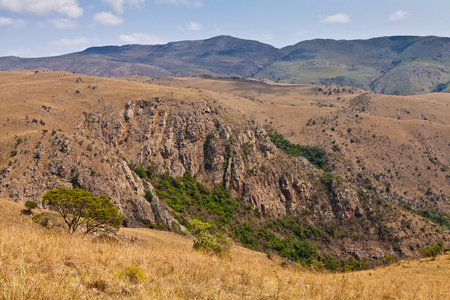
0, 70, 448, 275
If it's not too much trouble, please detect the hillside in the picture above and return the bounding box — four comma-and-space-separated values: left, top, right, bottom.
259, 36, 450, 95
2, 36, 450, 95
151, 75, 450, 214
0, 71, 449, 270
1, 199, 449, 299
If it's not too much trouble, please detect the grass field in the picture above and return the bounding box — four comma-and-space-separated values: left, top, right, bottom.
1, 199, 449, 300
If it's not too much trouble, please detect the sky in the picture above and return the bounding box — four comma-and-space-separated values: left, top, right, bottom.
1, 0, 450, 58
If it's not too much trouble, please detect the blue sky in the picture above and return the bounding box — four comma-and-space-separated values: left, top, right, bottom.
1, 0, 450, 58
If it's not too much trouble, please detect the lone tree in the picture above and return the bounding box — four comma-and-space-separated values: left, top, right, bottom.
22, 200, 37, 215
42, 187, 123, 235
188, 219, 232, 256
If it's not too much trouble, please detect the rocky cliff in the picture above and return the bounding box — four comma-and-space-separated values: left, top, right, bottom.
0, 71, 447, 263
0, 73, 369, 226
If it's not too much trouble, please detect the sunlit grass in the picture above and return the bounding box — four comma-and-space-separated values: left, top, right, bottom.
1, 199, 449, 299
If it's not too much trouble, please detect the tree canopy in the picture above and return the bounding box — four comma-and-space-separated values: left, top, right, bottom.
42, 187, 123, 235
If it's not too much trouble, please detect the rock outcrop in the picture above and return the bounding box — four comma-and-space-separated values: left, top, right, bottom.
0, 94, 356, 225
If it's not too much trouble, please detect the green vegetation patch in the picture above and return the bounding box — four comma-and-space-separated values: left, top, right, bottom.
403, 205, 450, 230
155, 172, 238, 226
268, 132, 328, 171
136, 169, 373, 271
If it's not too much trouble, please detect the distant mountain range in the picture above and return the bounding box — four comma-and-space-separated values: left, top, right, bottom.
2, 35, 450, 95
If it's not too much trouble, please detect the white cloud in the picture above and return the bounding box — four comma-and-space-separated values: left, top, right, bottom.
320, 13, 350, 24
0, 0, 83, 18
102, 0, 145, 15
388, 10, 409, 22
93, 11, 124, 26
155, 0, 202, 8
119, 33, 165, 44
0, 16, 26, 28
187, 21, 201, 31
51, 36, 88, 46
0, 16, 11, 25
48, 18, 77, 28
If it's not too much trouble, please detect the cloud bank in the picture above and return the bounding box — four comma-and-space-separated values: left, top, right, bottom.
0, 0, 83, 18
388, 10, 409, 22
93, 11, 124, 25
320, 13, 350, 24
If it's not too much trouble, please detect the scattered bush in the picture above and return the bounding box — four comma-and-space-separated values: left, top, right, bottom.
32, 213, 50, 227
188, 219, 232, 256
144, 191, 153, 202
22, 200, 37, 215
403, 206, 450, 230
418, 241, 444, 259
382, 254, 396, 265
133, 166, 146, 179
25, 200, 37, 210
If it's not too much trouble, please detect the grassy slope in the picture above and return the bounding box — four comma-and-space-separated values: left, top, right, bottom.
1, 199, 449, 299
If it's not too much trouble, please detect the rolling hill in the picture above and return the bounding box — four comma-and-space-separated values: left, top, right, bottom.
2, 198, 449, 299
0, 71, 449, 270
2, 35, 450, 95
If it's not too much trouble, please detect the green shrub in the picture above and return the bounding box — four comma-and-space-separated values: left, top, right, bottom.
32, 213, 43, 223
418, 241, 444, 259
22, 201, 37, 215
203, 133, 214, 170
188, 219, 232, 256
144, 191, 153, 202
341, 259, 367, 271
268, 132, 328, 171
25, 201, 37, 210
403, 206, 450, 230
118, 265, 145, 284
382, 254, 396, 265
133, 166, 146, 179
32, 213, 50, 227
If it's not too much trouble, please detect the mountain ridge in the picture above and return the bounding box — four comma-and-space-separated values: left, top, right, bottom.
2, 35, 450, 95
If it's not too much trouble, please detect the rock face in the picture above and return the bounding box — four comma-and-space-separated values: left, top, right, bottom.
0, 93, 363, 226
330, 178, 363, 219
80, 97, 322, 218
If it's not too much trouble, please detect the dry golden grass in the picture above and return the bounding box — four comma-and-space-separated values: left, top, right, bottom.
1, 199, 449, 300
